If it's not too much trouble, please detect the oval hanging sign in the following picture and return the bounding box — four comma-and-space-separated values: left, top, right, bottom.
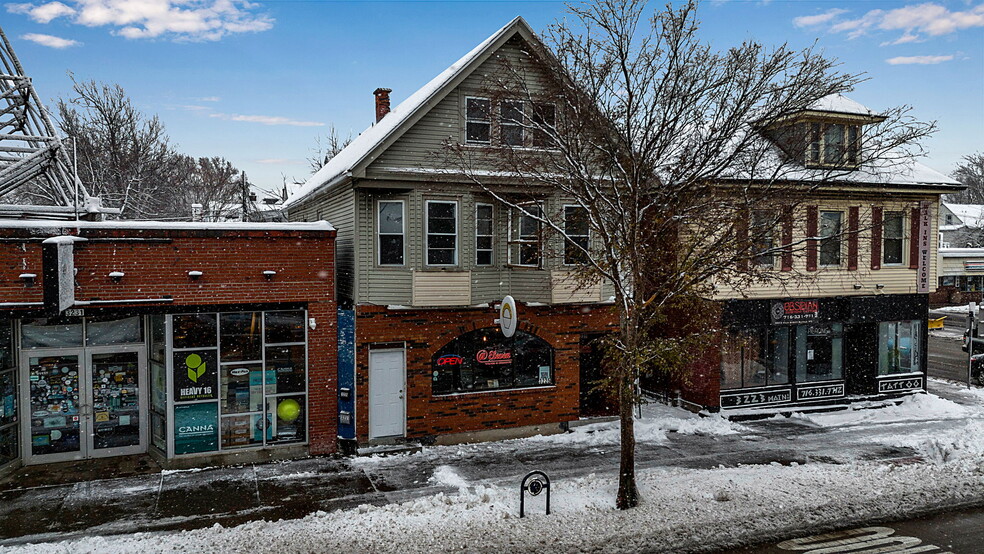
500, 295, 518, 338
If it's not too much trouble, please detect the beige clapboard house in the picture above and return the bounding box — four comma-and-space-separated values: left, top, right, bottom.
687, 95, 963, 413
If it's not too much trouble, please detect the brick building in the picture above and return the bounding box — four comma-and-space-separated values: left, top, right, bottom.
0, 220, 336, 478
286, 17, 618, 448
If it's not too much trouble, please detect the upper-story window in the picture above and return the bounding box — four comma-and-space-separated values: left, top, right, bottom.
426, 200, 458, 266
807, 123, 859, 167
883, 211, 905, 265
475, 203, 494, 266
465, 97, 556, 148
378, 200, 405, 266
466, 97, 492, 145
509, 203, 542, 267
819, 210, 842, 266
563, 206, 589, 265
500, 100, 525, 147
751, 210, 776, 267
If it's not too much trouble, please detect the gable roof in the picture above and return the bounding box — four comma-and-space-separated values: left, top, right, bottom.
284, 16, 537, 208
943, 203, 984, 228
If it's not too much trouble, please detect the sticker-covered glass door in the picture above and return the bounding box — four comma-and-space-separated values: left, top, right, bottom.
26, 353, 84, 462
89, 351, 143, 454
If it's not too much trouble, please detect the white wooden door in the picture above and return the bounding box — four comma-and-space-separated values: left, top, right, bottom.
369, 349, 406, 439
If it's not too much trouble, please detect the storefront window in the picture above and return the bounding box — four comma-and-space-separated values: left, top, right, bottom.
21, 318, 83, 349
220, 312, 262, 362
879, 320, 921, 375
796, 323, 843, 383
432, 328, 553, 394
171, 310, 307, 455
720, 327, 790, 390
86, 315, 143, 346
0, 318, 17, 467
173, 314, 217, 349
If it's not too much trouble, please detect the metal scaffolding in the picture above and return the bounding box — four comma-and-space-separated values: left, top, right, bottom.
0, 25, 87, 209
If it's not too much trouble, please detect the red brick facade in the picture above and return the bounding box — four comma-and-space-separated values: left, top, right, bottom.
354, 302, 618, 443
1, 222, 338, 455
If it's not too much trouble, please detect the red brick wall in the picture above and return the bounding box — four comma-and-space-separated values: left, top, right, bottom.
0, 225, 338, 455
354, 302, 618, 443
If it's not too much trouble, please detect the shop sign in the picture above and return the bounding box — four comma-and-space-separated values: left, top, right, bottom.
499, 295, 518, 338
720, 388, 791, 408
172, 349, 218, 402
771, 299, 819, 324
436, 355, 463, 366
174, 402, 219, 454
878, 377, 923, 393
917, 201, 931, 293
476, 349, 512, 365
796, 383, 845, 401
964, 261, 984, 271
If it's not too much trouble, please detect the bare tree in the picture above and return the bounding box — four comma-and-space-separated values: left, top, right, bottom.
445, 0, 935, 509
946, 152, 984, 203
56, 76, 177, 218
307, 126, 353, 173
167, 155, 243, 220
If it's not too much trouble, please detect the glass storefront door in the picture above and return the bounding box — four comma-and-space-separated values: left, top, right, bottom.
21, 347, 146, 464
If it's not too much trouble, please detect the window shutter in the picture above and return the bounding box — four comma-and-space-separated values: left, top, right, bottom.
871, 207, 882, 270
806, 206, 818, 271
737, 210, 749, 272
781, 206, 793, 272
909, 207, 919, 269
848, 206, 859, 271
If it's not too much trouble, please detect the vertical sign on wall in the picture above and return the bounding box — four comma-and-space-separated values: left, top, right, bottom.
917, 201, 932, 293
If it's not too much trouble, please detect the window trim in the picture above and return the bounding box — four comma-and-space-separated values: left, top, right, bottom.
805, 122, 861, 168
424, 199, 458, 267
464, 96, 492, 146
377, 199, 406, 267
882, 210, 906, 266
818, 210, 843, 267
507, 202, 542, 268
563, 204, 590, 266
500, 99, 525, 147
475, 203, 494, 267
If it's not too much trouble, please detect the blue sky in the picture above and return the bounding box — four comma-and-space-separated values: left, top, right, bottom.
3, 0, 982, 194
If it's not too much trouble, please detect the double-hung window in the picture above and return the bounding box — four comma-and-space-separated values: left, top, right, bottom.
806, 123, 860, 167
751, 210, 776, 267
465, 97, 491, 145
819, 210, 842, 266
475, 203, 494, 266
531, 103, 556, 148
883, 211, 904, 265
500, 100, 524, 147
377, 200, 405, 266
509, 203, 541, 267
425, 200, 457, 266
563, 206, 589, 265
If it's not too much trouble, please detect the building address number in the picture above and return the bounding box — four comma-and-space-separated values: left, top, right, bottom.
720, 389, 791, 408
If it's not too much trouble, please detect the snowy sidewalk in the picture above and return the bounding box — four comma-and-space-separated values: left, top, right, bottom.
2, 380, 983, 553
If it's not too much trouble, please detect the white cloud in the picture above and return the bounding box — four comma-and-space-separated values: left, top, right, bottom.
198, 96, 221, 102
793, 8, 849, 28
7, 2, 76, 23
6, 0, 273, 42
208, 113, 325, 127
826, 2, 984, 41
886, 54, 954, 65
880, 32, 923, 46
20, 32, 81, 48
255, 158, 297, 165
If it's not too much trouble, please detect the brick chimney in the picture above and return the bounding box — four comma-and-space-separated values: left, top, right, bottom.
374, 88, 392, 122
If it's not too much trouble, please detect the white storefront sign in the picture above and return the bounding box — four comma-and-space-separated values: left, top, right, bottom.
499, 295, 518, 338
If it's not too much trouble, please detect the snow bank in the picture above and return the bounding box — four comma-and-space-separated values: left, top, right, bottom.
788, 393, 969, 427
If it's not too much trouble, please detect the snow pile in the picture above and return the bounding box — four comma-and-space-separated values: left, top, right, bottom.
788, 393, 968, 427
525, 404, 744, 446
882, 420, 984, 467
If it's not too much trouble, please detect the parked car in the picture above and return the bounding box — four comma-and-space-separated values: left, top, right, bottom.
961, 332, 984, 354
972, 354, 984, 386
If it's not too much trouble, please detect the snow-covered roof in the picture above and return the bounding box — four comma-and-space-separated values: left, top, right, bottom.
942, 203, 984, 228
0, 220, 334, 232
805, 94, 879, 117
940, 247, 984, 258
284, 17, 534, 208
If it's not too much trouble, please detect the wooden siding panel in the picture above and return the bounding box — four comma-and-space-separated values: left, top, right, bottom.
412, 270, 471, 306
550, 270, 602, 304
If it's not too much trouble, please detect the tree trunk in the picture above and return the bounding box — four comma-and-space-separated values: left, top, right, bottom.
616, 370, 638, 509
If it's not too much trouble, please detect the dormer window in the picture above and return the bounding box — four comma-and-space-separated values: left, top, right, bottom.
806, 122, 859, 168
